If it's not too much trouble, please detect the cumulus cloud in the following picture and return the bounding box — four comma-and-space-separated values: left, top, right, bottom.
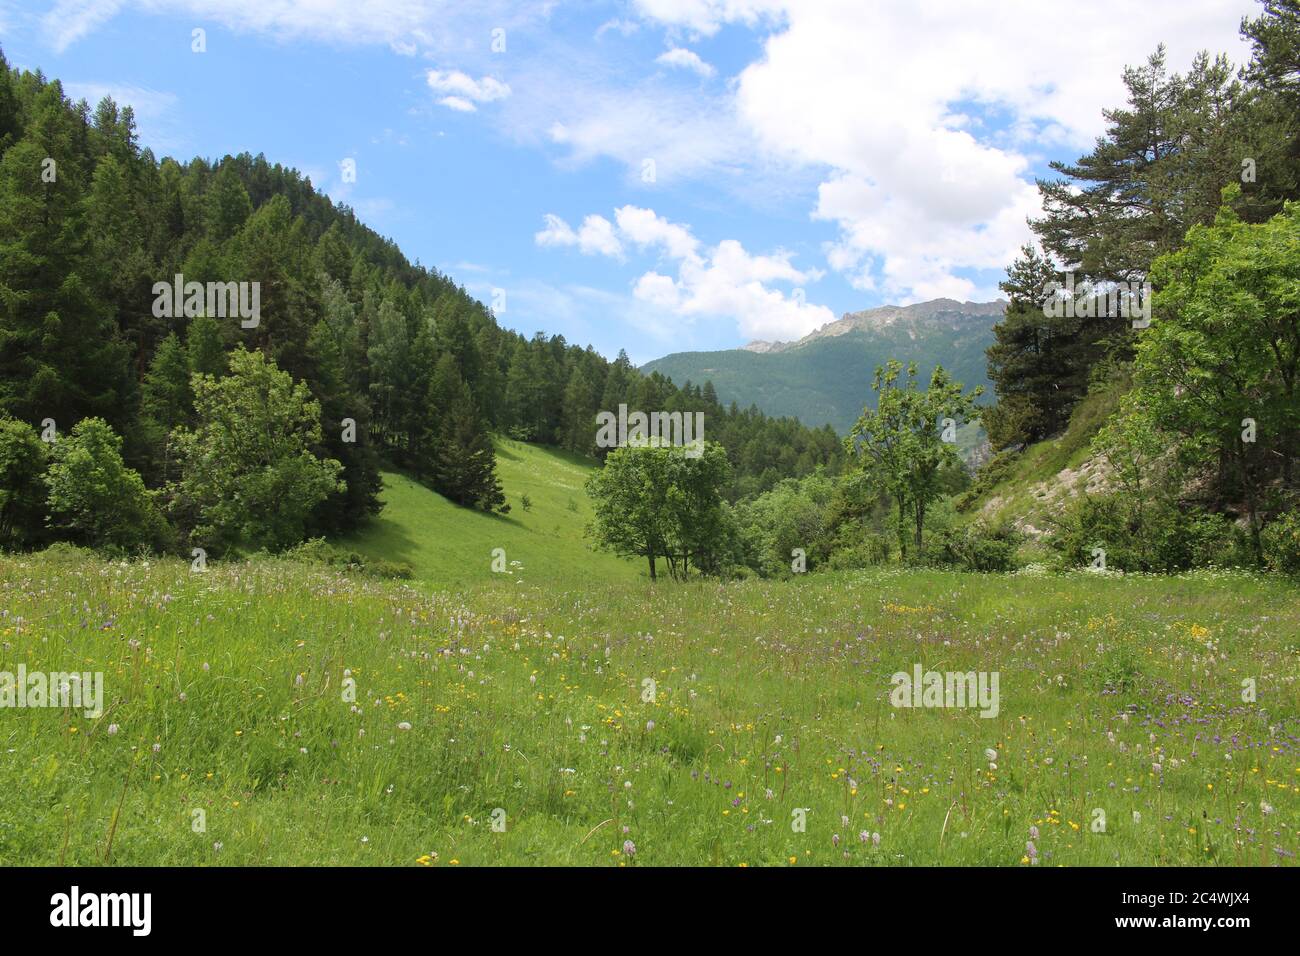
535, 213, 625, 259
614, 205, 701, 262
655, 47, 715, 77
538, 205, 832, 341
43, 0, 1260, 309
426, 69, 511, 112
635, 0, 1255, 300
654, 237, 832, 341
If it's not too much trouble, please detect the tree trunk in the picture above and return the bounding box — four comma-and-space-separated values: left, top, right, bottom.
895, 494, 908, 559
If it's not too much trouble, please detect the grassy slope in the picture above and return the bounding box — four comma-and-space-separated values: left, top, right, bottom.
338, 437, 641, 587
956, 381, 1127, 542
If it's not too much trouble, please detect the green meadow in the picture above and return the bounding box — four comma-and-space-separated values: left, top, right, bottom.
1, 442, 1297, 866
338, 438, 640, 587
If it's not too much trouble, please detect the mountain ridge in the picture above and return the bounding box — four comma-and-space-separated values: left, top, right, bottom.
643, 299, 1005, 437
741, 298, 1006, 354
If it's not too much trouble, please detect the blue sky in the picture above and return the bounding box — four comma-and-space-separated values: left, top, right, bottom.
0, 0, 1259, 364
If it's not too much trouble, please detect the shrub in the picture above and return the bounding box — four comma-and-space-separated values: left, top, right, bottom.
826, 532, 892, 570
1262, 510, 1300, 576
171, 348, 344, 554
44, 418, 166, 554
955, 450, 1019, 513
920, 520, 1022, 572
1049, 493, 1245, 572
282, 538, 413, 579
0, 417, 49, 549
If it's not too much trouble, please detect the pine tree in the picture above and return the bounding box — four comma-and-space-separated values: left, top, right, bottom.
186, 314, 225, 378
141, 332, 192, 480
430, 369, 508, 513
0, 86, 131, 430
984, 244, 1104, 447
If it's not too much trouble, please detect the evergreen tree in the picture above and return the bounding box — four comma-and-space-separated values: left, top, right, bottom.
429, 366, 508, 513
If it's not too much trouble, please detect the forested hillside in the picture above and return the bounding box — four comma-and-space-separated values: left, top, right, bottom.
0, 47, 842, 558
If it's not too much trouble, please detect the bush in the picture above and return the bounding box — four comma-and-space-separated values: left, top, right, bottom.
920, 520, 1022, 572
1262, 510, 1300, 576
0, 417, 49, 550
283, 538, 413, 579
1049, 493, 1245, 572
35, 541, 98, 563
172, 348, 344, 554
826, 532, 892, 570
955, 450, 1019, 513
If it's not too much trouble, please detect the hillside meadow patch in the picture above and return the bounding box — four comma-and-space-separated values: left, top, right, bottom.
1, 553, 1296, 866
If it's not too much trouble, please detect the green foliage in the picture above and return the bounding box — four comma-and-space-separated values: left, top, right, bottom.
1126, 194, 1300, 558
954, 450, 1019, 512
845, 360, 982, 556
44, 417, 163, 553
171, 348, 344, 554
1262, 508, 1300, 575
586, 441, 732, 580
0, 416, 48, 548
1033, 46, 1294, 287
0, 51, 839, 559
730, 472, 836, 577
423, 355, 508, 513
986, 244, 1107, 447
281, 537, 412, 579
1048, 493, 1245, 573
919, 519, 1022, 573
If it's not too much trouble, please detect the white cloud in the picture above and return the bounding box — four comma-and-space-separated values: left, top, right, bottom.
632, 271, 682, 309
596, 18, 640, 39
650, 237, 833, 341
629, 0, 1257, 301
531, 81, 752, 185
426, 69, 510, 112
535, 213, 625, 259
43, 0, 1262, 308
39, 0, 545, 55
655, 47, 715, 77
539, 204, 832, 341
42, 0, 123, 54
614, 205, 701, 262
633, 0, 787, 37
